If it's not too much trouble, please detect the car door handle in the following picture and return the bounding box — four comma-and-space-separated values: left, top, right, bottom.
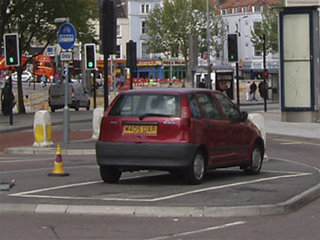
207, 123, 213, 128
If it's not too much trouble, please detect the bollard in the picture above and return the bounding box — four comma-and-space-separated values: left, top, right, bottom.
92, 108, 104, 139
33, 110, 54, 147
248, 113, 267, 161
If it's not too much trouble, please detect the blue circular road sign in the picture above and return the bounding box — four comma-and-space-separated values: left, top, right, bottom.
57, 23, 77, 50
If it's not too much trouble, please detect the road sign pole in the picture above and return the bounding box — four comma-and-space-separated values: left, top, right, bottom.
57, 22, 76, 144
63, 62, 70, 144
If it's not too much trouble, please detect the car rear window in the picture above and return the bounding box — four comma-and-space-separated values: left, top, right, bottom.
109, 93, 180, 117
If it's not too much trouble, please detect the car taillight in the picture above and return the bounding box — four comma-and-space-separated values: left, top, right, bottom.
71, 86, 75, 99
98, 117, 107, 140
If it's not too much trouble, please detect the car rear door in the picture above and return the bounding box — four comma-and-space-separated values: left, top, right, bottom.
194, 92, 231, 166
214, 92, 252, 163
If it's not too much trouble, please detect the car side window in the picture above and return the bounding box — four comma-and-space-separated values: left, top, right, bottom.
196, 93, 221, 120
215, 93, 241, 121
188, 94, 201, 118
109, 95, 135, 116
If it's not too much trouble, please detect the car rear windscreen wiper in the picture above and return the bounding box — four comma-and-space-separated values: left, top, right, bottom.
139, 113, 171, 120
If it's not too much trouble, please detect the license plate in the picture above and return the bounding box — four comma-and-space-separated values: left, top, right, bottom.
124, 125, 157, 134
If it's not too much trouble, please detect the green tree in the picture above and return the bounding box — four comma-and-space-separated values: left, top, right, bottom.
251, 3, 283, 54
146, 0, 227, 77
0, 0, 98, 113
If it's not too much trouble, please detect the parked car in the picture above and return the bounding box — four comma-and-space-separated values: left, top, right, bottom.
96, 88, 265, 184
48, 83, 90, 112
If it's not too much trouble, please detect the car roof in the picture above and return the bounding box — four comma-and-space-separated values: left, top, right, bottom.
119, 88, 220, 95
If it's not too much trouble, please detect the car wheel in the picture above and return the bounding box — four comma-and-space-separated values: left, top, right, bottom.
100, 166, 121, 183
243, 144, 263, 175
183, 150, 206, 185
51, 107, 55, 112
74, 101, 79, 111
86, 100, 90, 110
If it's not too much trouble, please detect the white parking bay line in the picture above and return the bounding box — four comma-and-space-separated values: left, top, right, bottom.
9, 181, 101, 197
280, 142, 302, 145
9, 172, 312, 202
146, 221, 246, 240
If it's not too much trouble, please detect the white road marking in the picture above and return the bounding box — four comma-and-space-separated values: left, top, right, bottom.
0, 158, 53, 163
280, 142, 302, 145
9, 172, 312, 202
145, 221, 246, 240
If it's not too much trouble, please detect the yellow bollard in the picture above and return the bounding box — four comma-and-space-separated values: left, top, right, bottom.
33, 110, 53, 147
48, 144, 69, 177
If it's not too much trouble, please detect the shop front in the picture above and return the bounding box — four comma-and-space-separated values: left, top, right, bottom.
136, 60, 163, 80
162, 60, 186, 80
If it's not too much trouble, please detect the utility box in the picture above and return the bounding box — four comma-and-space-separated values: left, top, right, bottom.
279, 6, 320, 122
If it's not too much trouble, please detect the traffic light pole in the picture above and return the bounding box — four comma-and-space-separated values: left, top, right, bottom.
236, 63, 240, 108
93, 70, 97, 109
104, 53, 109, 111
8, 68, 13, 125
262, 34, 267, 112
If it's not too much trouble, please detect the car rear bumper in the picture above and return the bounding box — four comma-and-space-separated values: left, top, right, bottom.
96, 141, 200, 170
48, 101, 77, 109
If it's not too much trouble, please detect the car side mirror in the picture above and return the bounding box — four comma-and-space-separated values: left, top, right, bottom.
241, 111, 248, 121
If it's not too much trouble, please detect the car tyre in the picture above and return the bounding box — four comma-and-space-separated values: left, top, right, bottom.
86, 100, 90, 110
183, 150, 206, 185
51, 107, 55, 112
74, 101, 79, 111
243, 144, 263, 175
100, 166, 121, 183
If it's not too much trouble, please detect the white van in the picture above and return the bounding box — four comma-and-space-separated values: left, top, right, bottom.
48, 83, 90, 112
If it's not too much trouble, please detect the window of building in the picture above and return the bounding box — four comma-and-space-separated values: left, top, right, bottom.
253, 21, 262, 57
117, 25, 121, 38
141, 4, 150, 14
233, 7, 239, 14
141, 43, 149, 59
253, 6, 261, 13
254, 47, 262, 57
115, 45, 121, 58
141, 20, 147, 34
221, 9, 227, 15
242, 6, 248, 13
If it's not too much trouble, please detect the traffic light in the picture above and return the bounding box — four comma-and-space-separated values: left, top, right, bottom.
126, 40, 137, 68
100, 0, 117, 54
84, 44, 96, 70
227, 34, 238, 62
263, 69, 268, 79
4, 33, 20, 67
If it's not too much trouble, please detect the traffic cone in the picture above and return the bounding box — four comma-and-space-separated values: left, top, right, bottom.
48, 144, 69, 177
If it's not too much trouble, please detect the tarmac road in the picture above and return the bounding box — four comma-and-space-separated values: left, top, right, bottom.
0, 104, 320, 218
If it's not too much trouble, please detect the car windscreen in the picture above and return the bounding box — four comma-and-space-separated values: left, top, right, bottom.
108, 93, 180, 117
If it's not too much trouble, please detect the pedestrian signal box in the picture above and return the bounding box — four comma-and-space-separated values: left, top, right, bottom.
84, 44, 96, 70
227, 34, 238, 62
4, 33, 20, 67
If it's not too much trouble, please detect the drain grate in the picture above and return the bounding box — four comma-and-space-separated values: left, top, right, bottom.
0, 180, 15, 191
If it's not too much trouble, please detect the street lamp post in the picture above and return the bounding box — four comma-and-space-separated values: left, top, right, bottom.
169, 43, 174, 82
206, 0, 210, 88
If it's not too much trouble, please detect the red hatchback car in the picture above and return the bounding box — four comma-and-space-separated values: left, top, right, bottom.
96, 88, 265, 184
